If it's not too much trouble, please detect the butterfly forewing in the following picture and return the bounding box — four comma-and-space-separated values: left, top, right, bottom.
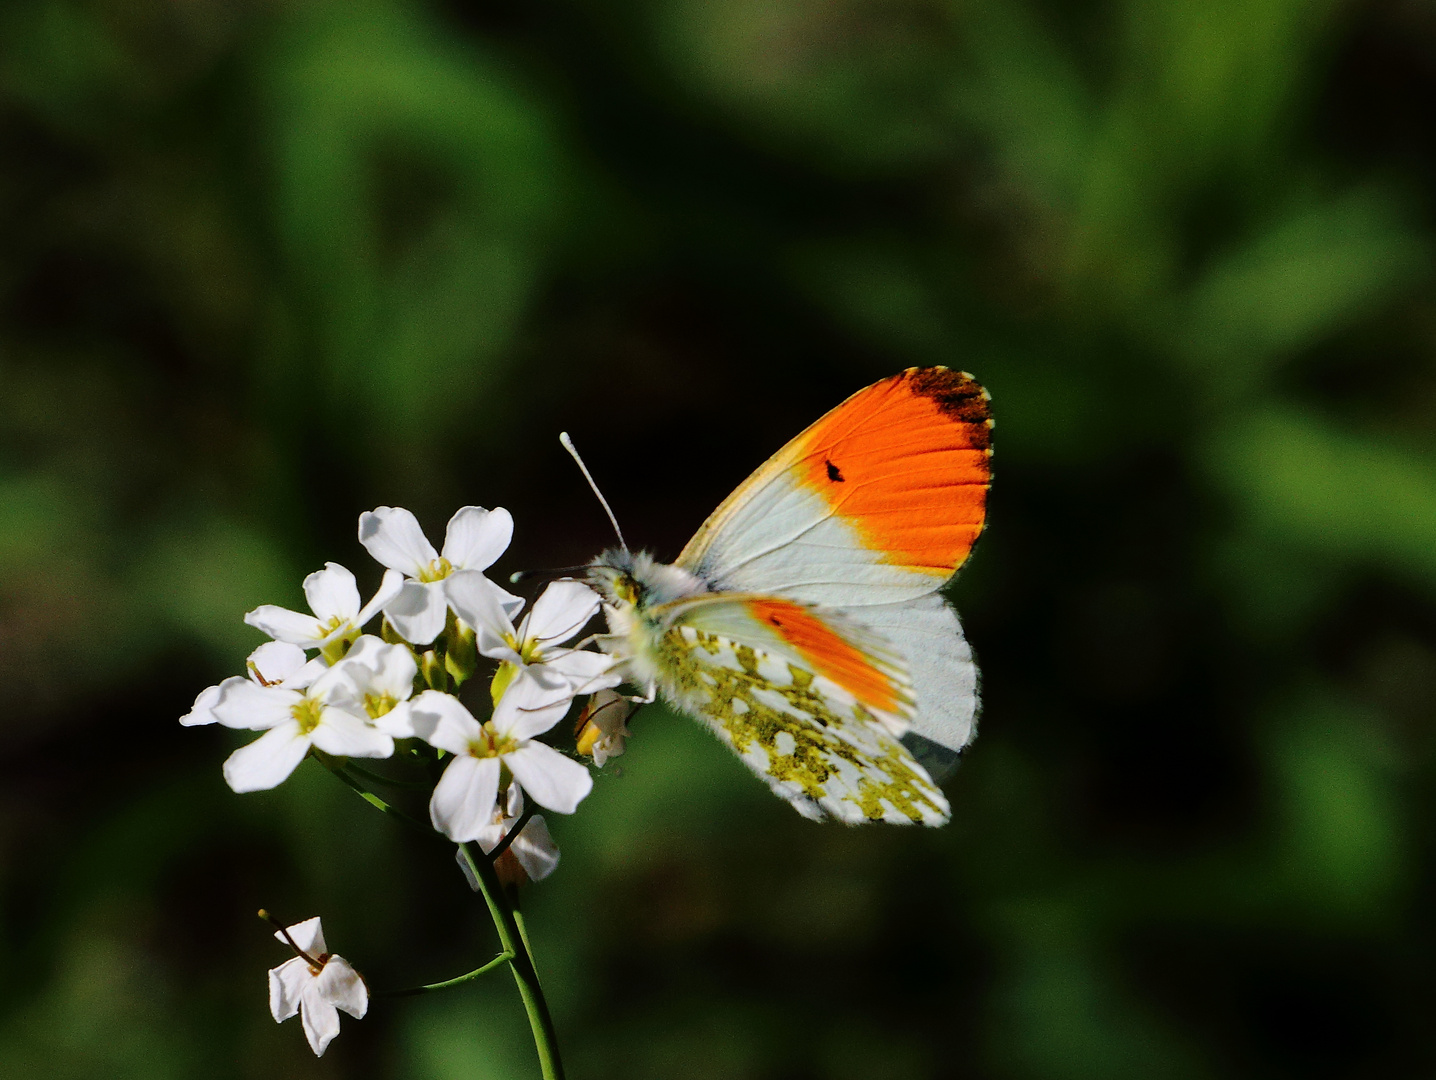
677, 367, 991, 607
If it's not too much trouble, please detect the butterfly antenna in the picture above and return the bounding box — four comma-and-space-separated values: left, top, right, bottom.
559, 431, 629, 552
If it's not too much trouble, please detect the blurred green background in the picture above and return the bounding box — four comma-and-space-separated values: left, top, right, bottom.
3, 0, 1436, 1077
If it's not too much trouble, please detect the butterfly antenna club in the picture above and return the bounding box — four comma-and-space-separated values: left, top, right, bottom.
560, 431, 629, 552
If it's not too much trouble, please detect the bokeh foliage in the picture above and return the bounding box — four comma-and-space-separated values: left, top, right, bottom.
3, 0, 1436, 1077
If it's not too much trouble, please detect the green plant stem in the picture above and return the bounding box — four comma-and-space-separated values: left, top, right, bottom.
324, 759, 563, 1078
458, 842, 565, 1080
346, 762, 432, 790
489, 805, 536, 861
513, 909, 539, 984
323, 762, 440, 843
379, 950, 515, 997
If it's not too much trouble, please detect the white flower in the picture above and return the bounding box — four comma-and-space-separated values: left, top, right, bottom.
410, 682, 593, 843
214, 661, 393, 793
268, 916, 367, 1057
326, 634, 420, 737
457, 784, 561, 888
180, 642, 324, 727
245, 562, 403, 662
575, 688, 635, 766
358, 505, 522, 646
448, 576, 618, 706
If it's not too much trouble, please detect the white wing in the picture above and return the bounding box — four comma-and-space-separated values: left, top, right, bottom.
860, 592, 978, 776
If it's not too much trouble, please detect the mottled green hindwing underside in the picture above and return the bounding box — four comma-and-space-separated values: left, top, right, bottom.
654, 624, 950, 825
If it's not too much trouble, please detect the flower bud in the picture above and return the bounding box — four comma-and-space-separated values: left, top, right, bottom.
420, 650, 446, 690
445, 616, 479, 687
574, 689, 633, 766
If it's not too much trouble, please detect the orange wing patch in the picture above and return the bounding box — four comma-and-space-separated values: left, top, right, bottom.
747, 597, 902, 713
796, 367, 991, 577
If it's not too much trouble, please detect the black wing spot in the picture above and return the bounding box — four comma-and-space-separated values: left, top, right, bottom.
825, 459, 845, 483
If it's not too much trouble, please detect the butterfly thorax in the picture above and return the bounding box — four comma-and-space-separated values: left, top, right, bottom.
586, 549, 709, 691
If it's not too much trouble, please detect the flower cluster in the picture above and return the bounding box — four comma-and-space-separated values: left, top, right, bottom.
182, 505, 630, 1056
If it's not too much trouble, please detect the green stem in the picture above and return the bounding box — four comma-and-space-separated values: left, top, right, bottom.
513, 909, 539, 984
325, 761, 564, 1078
458, 842, 565, 1080
324, 762, 439, 842
346, 762, 432, 790
379, 950, 515, 997
488, 805, 536, 861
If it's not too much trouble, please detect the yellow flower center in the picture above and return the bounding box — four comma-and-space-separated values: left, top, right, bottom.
503, 632, 543, 664
291, 697, 324, 735
417, 558, 454, 583
364, 692, 398, 719
470, 721, 519, 759
316, 616, 363, 665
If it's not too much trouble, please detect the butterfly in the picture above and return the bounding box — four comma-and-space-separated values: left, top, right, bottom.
581, 367, 991, 825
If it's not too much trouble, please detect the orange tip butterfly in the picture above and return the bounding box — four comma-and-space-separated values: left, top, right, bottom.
578, 367, 992, 825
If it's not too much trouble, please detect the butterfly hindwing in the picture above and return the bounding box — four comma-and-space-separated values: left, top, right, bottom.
650, 594, 949, 825
859, 591, 979, 777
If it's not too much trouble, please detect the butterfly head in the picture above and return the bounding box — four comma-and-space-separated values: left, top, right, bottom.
586, 549, 707, 614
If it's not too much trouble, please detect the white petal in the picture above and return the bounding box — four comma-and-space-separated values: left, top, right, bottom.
527, 581, 600, 645
498, 586, 525, 619
337, 636, 418, 699
279, 916, 327, 956
505, 742, 592, 815
512, 816, 560, 882
282, 658, 329, 691
446, 571, 516, 655
212, 680, 301, 731
474, 817, 506, 854
299, 992, 342, 1057
269, 957, 309, 1022
223, 722, 311, 792
358, 506, 438, 577
407, 690, 482, 755
248, 641, 309, 685
179, 684, 220, 727
492, 676, 572, 741
310, 709, 394, 759
338, 634, 386, 666
504, 782, 524, 819
545, 648, 621, 693
383, 581, 448, 646
317, 955, 368, 1019
356, 568, 405, 624
441, 505, 513, 571
371, 646, 419, 698
305, 662, 358, 703
303, 562, 361, 622
372, 699, 415, 738
429, 755, 502, 842
244, 605, 324, 647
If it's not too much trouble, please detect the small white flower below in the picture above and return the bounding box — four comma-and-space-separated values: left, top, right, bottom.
268, 916, 367, 1057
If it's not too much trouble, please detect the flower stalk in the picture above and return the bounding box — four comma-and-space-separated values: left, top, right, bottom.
458, 841, 565, 1080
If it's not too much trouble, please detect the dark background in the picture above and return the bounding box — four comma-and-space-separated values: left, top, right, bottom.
4, 0, 1436, 1077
